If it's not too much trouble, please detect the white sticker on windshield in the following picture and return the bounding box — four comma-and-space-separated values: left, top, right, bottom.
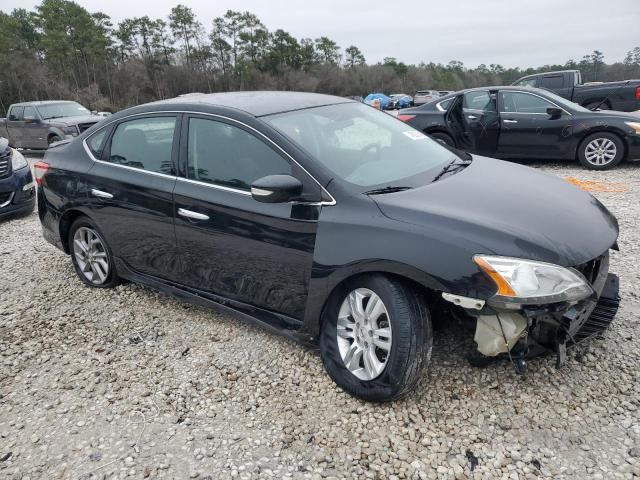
403, 130, 427, 140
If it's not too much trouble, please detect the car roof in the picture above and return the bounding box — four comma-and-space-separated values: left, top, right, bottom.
154, 91, 353, 117
11, 100, 80, 107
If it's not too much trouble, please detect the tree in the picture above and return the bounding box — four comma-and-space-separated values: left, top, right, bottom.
345, 45, 365, 68
315, 36, 340, 64
169, 4, 198, 66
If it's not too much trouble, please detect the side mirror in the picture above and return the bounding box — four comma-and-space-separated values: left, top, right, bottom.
547, 107, 563, 119
251, 175, 303, 203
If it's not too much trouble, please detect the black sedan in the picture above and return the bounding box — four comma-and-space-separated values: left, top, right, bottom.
37, 92, 620, 401
0, 137, 36, 220
398, 86, 640, 170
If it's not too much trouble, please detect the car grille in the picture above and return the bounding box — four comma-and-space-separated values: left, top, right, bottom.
573, 294, 619, 343
78, 122, 98, 133
574, 254, 604, 285
0, 149, 11, 178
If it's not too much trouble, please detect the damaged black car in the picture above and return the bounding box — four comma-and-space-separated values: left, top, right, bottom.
36, 92, 620, 401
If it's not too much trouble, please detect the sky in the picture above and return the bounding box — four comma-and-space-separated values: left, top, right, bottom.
3, 0, 639, 68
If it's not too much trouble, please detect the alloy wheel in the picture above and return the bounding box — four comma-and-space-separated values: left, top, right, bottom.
72, 227, 110, 285
336, 288, 392, 381
584, 138, 617, 166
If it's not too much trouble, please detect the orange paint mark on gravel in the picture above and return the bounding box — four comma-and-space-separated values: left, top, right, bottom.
564, 177, 629, 193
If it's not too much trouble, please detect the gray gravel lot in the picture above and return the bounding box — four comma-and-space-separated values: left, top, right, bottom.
1, 160, 639, 480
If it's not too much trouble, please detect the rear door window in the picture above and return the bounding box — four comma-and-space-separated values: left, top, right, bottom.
540, 75, 564, 90
9, 106, 24, 121
106, 116, 177, 175
463, 91, 496, 112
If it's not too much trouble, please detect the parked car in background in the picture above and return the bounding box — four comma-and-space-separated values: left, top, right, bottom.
399, 86, 640, 170
0, 137, 35, 220
413, 90, 441, 106
512, 70, 640, 112
37, 91, 620, 401
389, 94, 413, 109
0, 101, 101, 150
364, 93, 394, 110
438, 90, 455, 96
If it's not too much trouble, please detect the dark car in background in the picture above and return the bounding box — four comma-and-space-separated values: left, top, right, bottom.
37, 91, 620, 401
512, 70, 640, 112
399, 86, 640, 170
0, 101, 101, 150
0, 138, 35, 220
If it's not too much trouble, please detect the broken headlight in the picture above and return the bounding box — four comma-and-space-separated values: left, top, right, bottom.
474, 255, 593, 307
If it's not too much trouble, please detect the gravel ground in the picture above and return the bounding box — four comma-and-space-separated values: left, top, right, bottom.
1, 159, 639, 480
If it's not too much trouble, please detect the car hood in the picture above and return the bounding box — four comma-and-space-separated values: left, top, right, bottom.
372, 156, 618, 267
44, 115, 100, 126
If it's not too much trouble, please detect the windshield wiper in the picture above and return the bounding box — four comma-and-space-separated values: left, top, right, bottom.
364, 185, 412, 195
432, 157, 472, 183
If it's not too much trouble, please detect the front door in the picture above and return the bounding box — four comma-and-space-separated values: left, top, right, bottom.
172, 115, 320, 320
85, 114, 180, 279
497, 90, 570, 159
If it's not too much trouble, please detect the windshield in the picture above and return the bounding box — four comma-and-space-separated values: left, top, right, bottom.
539, 90, 591, 113
38, 102, 91, 120
264, 103, 457, 188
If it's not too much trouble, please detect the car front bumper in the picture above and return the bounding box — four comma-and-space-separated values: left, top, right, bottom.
0, 166, 36, 219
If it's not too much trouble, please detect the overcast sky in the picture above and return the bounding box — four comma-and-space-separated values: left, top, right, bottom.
4, 0, 639, 68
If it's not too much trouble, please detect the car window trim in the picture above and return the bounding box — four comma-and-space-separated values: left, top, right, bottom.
499, 91, 572, 116
83, 110, 336, 206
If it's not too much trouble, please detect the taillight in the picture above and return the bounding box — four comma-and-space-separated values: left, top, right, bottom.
397, 114, 416, 122
636, 86, 640, 100
33, 160, 49, 185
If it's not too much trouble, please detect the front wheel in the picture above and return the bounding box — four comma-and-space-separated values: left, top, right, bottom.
320, 275, 432, 401
577, 132, 624, 170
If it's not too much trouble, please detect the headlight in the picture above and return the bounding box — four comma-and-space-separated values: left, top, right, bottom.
474, 255, 593, 306
11, 149, 28, 170
62, 126, 79, 136
625, 122, 640, 135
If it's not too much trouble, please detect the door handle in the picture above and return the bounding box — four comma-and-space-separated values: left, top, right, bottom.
467, 114, 477, 120
91, 189, 113, 199
503, 119, 518, 124
178, 208, 209, 221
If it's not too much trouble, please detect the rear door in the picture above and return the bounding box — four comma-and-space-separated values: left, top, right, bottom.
497, 90, 571, 159
172, 114, 321, 320
85, 114, 180, 279
461, 90, 500, 155
21, 106, 49, 149
538, 73, 572, 99
7, 106, 24, 147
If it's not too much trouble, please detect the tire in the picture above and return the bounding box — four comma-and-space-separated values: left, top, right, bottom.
48, 135, 62, 146
319, 274, 433, 401
429, 132, 455, 148
68, 216, 120, 288
577, 132, 625, 170
584, 102, 610, 111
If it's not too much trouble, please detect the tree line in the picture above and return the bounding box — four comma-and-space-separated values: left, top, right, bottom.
1, 0, 639, 114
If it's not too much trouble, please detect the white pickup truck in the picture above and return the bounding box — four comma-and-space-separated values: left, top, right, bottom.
0, 101, 101, 149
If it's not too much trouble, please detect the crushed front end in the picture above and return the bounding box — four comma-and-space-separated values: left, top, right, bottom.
444, 251, 620, 373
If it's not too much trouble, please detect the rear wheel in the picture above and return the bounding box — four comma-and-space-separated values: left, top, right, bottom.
320, 274, 432, 401
429, 132, 455, 147
577, 132, 624, 170
69, 217, 120, 288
